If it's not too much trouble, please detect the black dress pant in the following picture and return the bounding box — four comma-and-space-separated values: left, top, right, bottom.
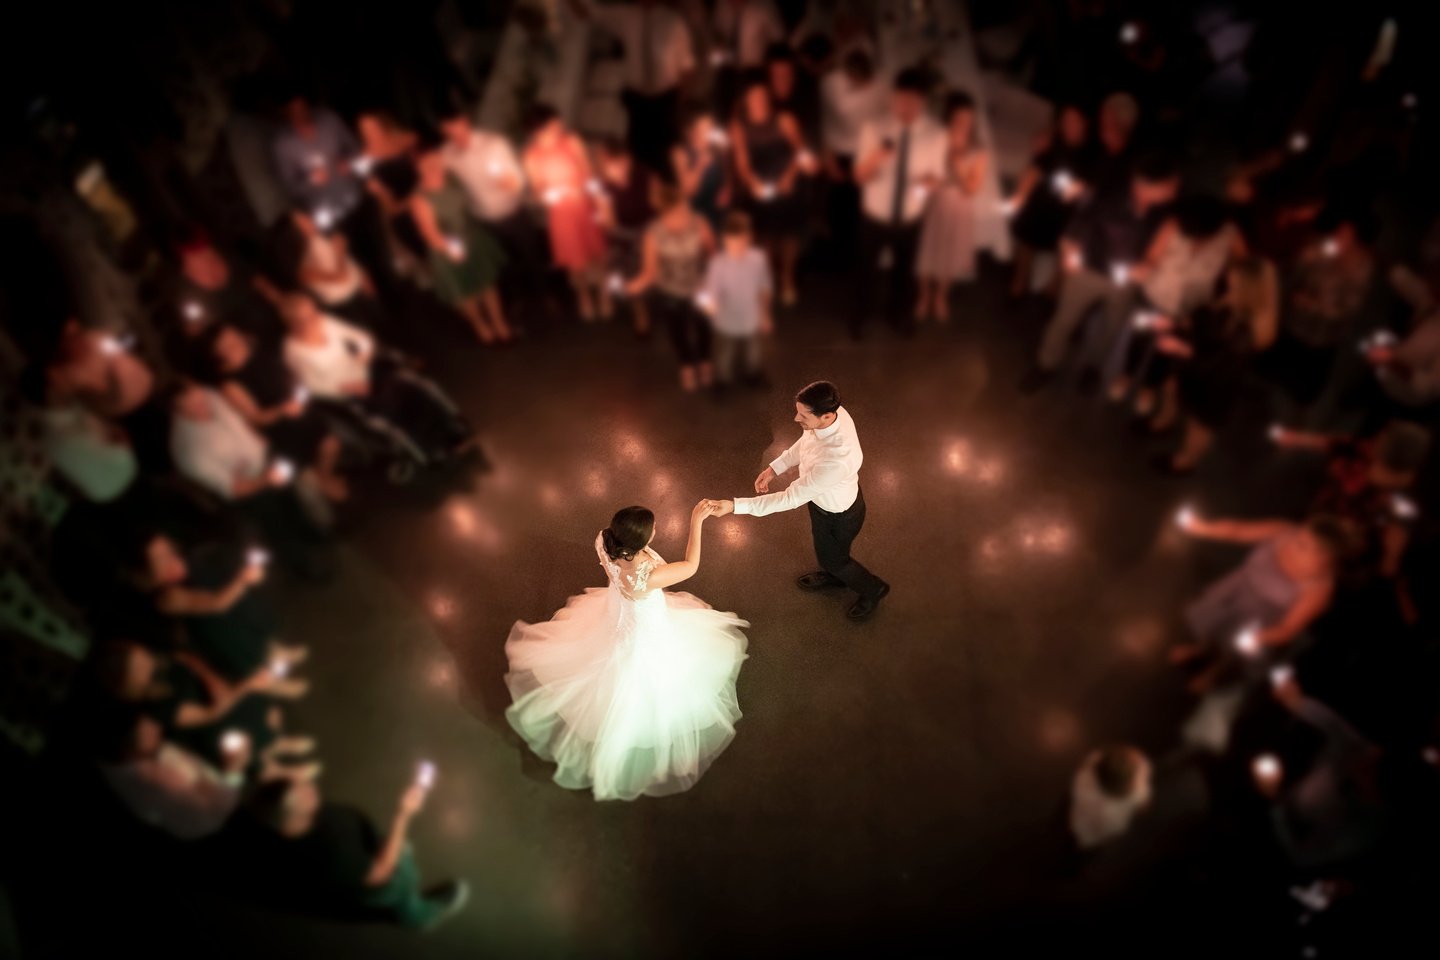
808, 487, 883, 600
652, 291, 711, 365
853, 217, 921, 336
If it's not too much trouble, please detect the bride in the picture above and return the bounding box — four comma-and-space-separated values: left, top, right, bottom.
504, 500, 749, 801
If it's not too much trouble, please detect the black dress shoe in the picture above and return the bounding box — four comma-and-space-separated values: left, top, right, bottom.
1019, 367, 1054, 394
847, 581, 891, 621
797, 571, 844, 591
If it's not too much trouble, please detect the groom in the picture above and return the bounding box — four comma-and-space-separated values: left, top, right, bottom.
710, 381, 890, 621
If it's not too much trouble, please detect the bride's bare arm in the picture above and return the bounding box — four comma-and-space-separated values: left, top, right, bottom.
646, 500, 714, 590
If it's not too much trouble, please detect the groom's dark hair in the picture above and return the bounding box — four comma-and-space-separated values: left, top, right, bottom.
796, 381, 840, 416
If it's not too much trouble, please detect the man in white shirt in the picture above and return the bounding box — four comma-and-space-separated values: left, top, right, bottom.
439, 106, 549, 316
712, 381, 889, 621
819, 48, 884, 269
851, 68, 947, 338
577, 0, 695, 173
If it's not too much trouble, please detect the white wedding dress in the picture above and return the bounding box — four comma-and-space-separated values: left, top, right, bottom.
504, 533, 749, 801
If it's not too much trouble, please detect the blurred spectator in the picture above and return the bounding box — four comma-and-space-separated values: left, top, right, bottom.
1149, 257, 1279, 473
818, 49, 884, 263
791, 0, 873, 62
730, 71, 808, 307
20, 364, 138, 503
1090, 92, 1141, 201
1022, 153, 1179, 393
672, 106, 732, 232
712, 0, 787, 112
1363, 306, 1440, 422
580, 0, 695, 175
285, 208, 386, 334
96, 708, 248, 840
1007, 103, 1097, 298
1276, 421, 1429, 581
173, 230, 287, 354
626, 183, 716, 391
915, 92, 988, 324
352, 110, 425, 279
851, 68, 946, 338
522, 105, 609, 321
596, 137, 659, 337
44, 317, 167, 470
1069, 744, 1154, 850
240, 777, 469, 930
698, 210, 772, 388
1173, 515, 1351, 694
410, 146, 512, 344
205, 323, 351, 502
438, 107, 548, 319
766, 44, 818, 142
1270, 209, 1377, 408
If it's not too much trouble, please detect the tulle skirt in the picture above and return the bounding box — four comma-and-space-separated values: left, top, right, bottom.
504, 587, 749, 801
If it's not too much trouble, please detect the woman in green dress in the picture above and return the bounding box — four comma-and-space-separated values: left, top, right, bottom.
411, 147, 513, 344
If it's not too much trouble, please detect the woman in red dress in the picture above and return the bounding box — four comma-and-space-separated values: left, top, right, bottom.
523, 105, 610, 321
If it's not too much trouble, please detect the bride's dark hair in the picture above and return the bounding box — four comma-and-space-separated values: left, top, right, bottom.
603, 506, 655, 561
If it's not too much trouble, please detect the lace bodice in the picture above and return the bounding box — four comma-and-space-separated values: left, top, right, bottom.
594, 532, 665, 601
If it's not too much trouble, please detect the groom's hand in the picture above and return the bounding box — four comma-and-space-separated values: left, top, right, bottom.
713, 500, 735, 516
754, 467, 776, 494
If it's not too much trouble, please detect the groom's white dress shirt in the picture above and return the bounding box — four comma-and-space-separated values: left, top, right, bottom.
735, 406, 862, 517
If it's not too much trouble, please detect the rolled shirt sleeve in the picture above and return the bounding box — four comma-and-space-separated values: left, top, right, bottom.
735, 460, 846, 517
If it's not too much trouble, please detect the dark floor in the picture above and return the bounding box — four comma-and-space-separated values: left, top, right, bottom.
18, 260, 1343, 958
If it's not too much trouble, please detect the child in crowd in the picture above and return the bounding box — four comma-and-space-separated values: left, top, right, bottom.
698, 211, 773, 391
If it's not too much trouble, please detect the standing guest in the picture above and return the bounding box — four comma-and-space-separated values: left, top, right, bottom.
20, 365, 137, 503
765, 44, 819, 142
1172, 514, 1351, 694
410, 146, 513, 344
1105, 195, 1247, 407
285, 208, 386, 334
1149, 257, 1279, 474
1275, 421, 1430, 581
1272, 209, 1377, 409
1020, 154, 1179, 394
125, 531, 305, 684
914, 92, 988, 324
1088, 92, 1141, 203
173, 230, 287, 350
438, 107, 548, 319
697, 211, 773, 389
205, 323, 350, 502
577, 0, 695, 176
818, 48, 885, 266
241, 776, 469, 930
730, 72, 809, 308
712, 0, 787, 113
522, 105, 609, 321
852, 68, 949, 338
626, 184, 716, 390
1069, 745, 1154, 850
271, 96, 396, 300
352, 110, 426, 278
97, 709, 249, 840
596, 137, 659, 337
1006, 104, 1097, 298
1364, 307, 1440, 421
672, 106, 732, 231
167, 380, 334, 560
791, 0, 874, 62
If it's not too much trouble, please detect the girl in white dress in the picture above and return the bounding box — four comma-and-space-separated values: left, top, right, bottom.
504, 502, 749, 801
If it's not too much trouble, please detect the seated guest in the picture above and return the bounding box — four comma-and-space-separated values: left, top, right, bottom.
96, 707, 248, 840
20, 364, 137, 503
439, 105, 548, 316
1022, 153, 1180, 394
1069, 744, 1154, 850
285, 208, 385, 334
410, 145, 512, 344
94, 641, 313, 775
1275, 421, 1430, 581
238, 775, 469, 930
271, 95, 396, 299
124, 531, 306, 684
596, 137, 659, 337
167, 379, 334, 559
1172, 514, 1352, 694
205, 323, 350, 502
172, 228, 286, 352
278, 295, 474, 464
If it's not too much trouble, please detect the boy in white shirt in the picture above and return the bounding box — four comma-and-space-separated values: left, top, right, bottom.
698, 211, 772, 389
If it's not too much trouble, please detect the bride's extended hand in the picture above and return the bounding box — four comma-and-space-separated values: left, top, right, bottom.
692, 499, 713, 522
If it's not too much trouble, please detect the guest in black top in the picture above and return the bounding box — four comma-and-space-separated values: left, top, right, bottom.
731, 70, 810, 307
205, 323, 350, 503
1006, 103, 1098, 297
597, 137, 659, 338
171, 230, 286, 368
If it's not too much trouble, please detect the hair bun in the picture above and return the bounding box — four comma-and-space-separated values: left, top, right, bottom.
601, 528, 635, 561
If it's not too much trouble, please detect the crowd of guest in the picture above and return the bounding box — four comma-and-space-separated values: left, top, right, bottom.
4, 0, 1439, 949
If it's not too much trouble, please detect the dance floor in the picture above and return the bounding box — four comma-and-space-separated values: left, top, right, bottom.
112, 264, 1326, 957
